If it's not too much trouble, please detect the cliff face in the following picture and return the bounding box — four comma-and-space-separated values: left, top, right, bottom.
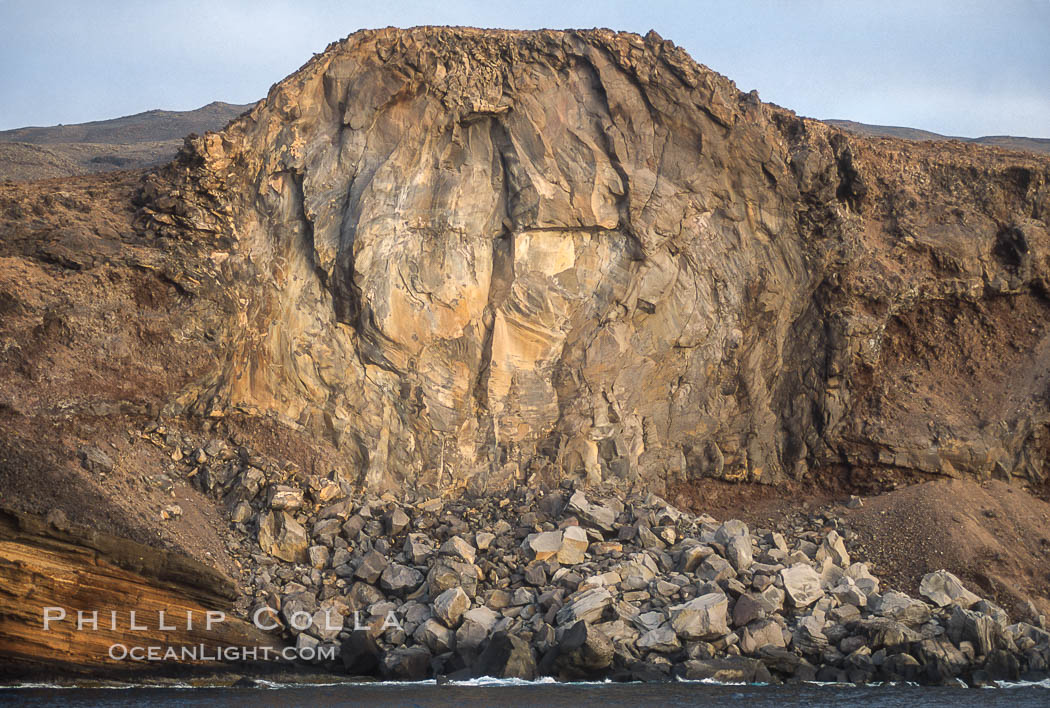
132, 27, 1050, 495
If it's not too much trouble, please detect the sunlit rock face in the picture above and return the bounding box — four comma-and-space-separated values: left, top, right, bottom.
140, 27, 1050, 495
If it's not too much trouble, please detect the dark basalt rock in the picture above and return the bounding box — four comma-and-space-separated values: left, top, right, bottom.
474, 631, 537, 680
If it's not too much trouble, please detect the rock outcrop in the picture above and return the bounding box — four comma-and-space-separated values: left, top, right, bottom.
134, 27, 1050, 495
0, 508, 281, 676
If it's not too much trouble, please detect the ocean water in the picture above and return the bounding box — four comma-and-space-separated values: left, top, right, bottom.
2, 679, 1049, 708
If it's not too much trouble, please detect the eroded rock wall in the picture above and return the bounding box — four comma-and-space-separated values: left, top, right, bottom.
137, 27, 1050, 495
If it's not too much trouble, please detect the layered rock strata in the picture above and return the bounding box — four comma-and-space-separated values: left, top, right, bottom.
0, 508, 280, 676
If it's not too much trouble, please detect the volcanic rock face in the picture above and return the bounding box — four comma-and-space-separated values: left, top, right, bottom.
130, 27, 1049, 495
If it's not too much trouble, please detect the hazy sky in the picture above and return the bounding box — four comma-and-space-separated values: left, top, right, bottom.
2, 0, 1048, 137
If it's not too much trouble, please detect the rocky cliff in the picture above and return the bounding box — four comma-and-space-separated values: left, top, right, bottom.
3, 25, 1050, 682
132, 27, 1050, 496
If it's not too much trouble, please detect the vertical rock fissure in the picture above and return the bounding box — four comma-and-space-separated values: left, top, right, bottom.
468, 118, 521, 473
285, 168, 330, 293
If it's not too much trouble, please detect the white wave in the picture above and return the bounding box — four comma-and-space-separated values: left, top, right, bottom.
673, 677, 752, 686
994, 679, 1050, 689
249, 678, 437, 689
444, 676, 559, 687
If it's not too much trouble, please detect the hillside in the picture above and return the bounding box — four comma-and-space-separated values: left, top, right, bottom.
0, 101, 253, 181
826, 119, 1050, 155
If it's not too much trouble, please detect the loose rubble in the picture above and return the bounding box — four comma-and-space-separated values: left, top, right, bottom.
150, 432, 1050, 687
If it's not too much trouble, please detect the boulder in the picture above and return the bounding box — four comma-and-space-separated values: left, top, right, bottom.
982, 649, 1021, 682
433, 587, 470, 628
696, 555, 734, 583
853, 617, 921, 651
268, 485, 305, 511
341, 514, 366, 540
739, 618, 787, 654
308, 545, 330, 569
637, 625, 681, 653
714, 520, 749, 545
914, 637, 969, 680
816, 530, 850, 567
556, 620, 614, 674
880, 652, 922, 682
475, 631, 536, 680
919, 570, 981, 609
414, 618, 454, 653
829, 577, 867, 607
555, 587, 612, 625
384, 507, 411, 535
869, 590, 932, 627
669, 592, 729, 640
354, 550, 389, 584
475, 531, 495, 550
845, 563, 880, 596
310, 604, 344, 642
636, 524, 665, 550
678, 543, 713, 573
230, 502, 252, 524
559, 525, 590, 564
463, 606, 500, 632
948, 606, 1001, 656
258, 510, 309, 563
567, 491, 616, 532
525, 530, 563, 561
381, 646, 432, 680
792, 614, 829, 655
315, 481, 342, 504
780, 563, 824, 608
428, 560, 481, 598
440, 535, 477, 564
524, 563, 548, 586
673, 657, 772, 684
455, 618, 490, 657
732, 593, 768, 627
311, 518, 342, 541
379, 562, 423, 594
78, 446, 115, 475
726, 534, 754, 572
340, 630, 381, 676
281, 591, 318, 631
403, 533, 435, 564
348, 581, 385, 609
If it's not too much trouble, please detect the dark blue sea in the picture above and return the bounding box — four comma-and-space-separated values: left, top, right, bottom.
3, 678, 1050, 707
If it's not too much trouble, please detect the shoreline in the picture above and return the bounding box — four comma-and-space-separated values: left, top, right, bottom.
2, 668, 1050, 684
4, 483, 1048, 688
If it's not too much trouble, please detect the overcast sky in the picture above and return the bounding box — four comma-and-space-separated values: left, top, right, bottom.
2, 0, 1048, 137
